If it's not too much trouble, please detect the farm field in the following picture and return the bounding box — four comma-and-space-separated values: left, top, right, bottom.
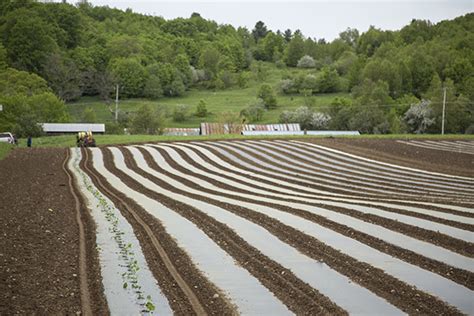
1, 138, 473, 314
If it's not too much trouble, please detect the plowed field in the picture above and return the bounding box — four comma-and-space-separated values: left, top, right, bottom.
2, 139, 473, 315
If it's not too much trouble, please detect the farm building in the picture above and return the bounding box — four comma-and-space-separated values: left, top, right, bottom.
41, 123, 105, 135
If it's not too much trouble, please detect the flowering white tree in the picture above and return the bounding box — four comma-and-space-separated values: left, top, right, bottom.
403, 100, 435, 133
297, 55, 316, 68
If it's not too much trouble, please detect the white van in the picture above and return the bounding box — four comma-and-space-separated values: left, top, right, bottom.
0, 132, 15, 144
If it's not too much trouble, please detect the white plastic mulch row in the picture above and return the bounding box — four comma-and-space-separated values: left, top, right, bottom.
397, 140, 474, 155
190, 141, 474, 213
68, 148, 173, 315
217, 140, 474, 199
88, 148, 292, 316
145, 144, 474, 267
172, 142, 474, 222
108, 145, 473, 315
263, 140, 474, 194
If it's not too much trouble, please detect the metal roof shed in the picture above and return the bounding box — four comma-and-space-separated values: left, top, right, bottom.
41, 123, 106, 134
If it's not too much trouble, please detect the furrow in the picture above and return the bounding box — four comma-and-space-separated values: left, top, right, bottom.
121, 145, 472, 314
95, 147, 316, 315
257, 140, 474, 195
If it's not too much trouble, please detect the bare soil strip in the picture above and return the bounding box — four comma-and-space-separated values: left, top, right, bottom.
62, 149, 92, 315
168, 143, 474, 219
209, 141, 473, 203
140, 146, 474, 290
195, 141, 470, 205
280, 140, 474, 188
109, 147, 347, 315
0, 148, 107, 314
124, 146, 466, 315
305, 138, 474, 178
253, 140, 474, 197
82, 149, 230, 315
398, 140, 474, 155
173, 143, 473, 259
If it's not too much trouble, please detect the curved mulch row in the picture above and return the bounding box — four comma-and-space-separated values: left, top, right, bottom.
245, 140, 474, 199
141, 146, 474, 291
125, 146, 464, 314
166, 144, 474, 218
156, 145, 473, 258
305, 138, 474, 178
112, 147, 346, 315
83, 149, 236, 315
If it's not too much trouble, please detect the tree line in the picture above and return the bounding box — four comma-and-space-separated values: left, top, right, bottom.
0, 0, 472, 135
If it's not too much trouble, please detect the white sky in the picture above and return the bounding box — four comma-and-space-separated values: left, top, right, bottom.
69, 0, 473, 40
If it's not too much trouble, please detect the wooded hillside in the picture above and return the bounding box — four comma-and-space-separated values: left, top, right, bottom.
0, 1, 472, 135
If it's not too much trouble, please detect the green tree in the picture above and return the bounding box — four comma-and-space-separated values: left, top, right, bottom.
172, 104, 189, 122
196, 99, 208, 117
0, 44, 7, 70
240, 99, 265, 122
252, 21, 268, 42
2, 9, 58, 73
109, 58, 147, 97
129, 104, 164, 134
143, 75, 163, 99
257, 84, 277, 109
316, 67, 340, 93
42, 53, 82, 101
81, 107, 97, 123
285, 34, 305, 67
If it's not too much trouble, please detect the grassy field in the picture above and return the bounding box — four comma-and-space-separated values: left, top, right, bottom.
67, 63, 349, 127
0, 143, 15, 160
6, 133, 473, 150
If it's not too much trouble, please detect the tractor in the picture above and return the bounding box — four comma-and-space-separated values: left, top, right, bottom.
76, 131, 96, 147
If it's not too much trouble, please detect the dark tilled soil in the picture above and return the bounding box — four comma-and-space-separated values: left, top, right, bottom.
127, 146, 462, 314
143, 146, 473, 290
0, 148, 107, 314
305, 138, 474, 177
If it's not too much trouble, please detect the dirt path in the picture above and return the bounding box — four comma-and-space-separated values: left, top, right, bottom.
0, 148, 107, 314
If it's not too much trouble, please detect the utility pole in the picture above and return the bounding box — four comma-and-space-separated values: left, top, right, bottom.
115, 84, 119, 123
441, 86, 446, 135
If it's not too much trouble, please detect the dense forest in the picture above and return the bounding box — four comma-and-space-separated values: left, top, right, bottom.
0, 0, 473, 135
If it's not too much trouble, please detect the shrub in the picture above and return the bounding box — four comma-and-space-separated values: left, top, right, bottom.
173, 104, 189, 122
279, 79, 297, 94
196, 99, 208, 117
297, 55, 316, 68
129, 104, 164, 134
240, 99, 265, 122
257, 84, 277, 109
403, 99, 435, 134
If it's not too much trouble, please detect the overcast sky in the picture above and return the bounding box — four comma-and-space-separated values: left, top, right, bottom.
69, 0, 473, 40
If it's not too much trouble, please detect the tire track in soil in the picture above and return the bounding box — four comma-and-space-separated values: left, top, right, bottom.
127, 146, 464, 315
81, 148, 212, 316
158, 145, 474, 259
109, 147, 346, 315
62, 149, 92, 316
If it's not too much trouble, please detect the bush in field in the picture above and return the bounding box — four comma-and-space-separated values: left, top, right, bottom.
130, 104, 164, 134
279, 106, 330, 130
297, 55, 316, 68
279, 79, 297, 94
82, 107, 96, 123
196, 99, 208, 117
240, 98, 265, 123
173, 104, 189, 122
403, 99, 435, 133
257, 84, 277, 109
